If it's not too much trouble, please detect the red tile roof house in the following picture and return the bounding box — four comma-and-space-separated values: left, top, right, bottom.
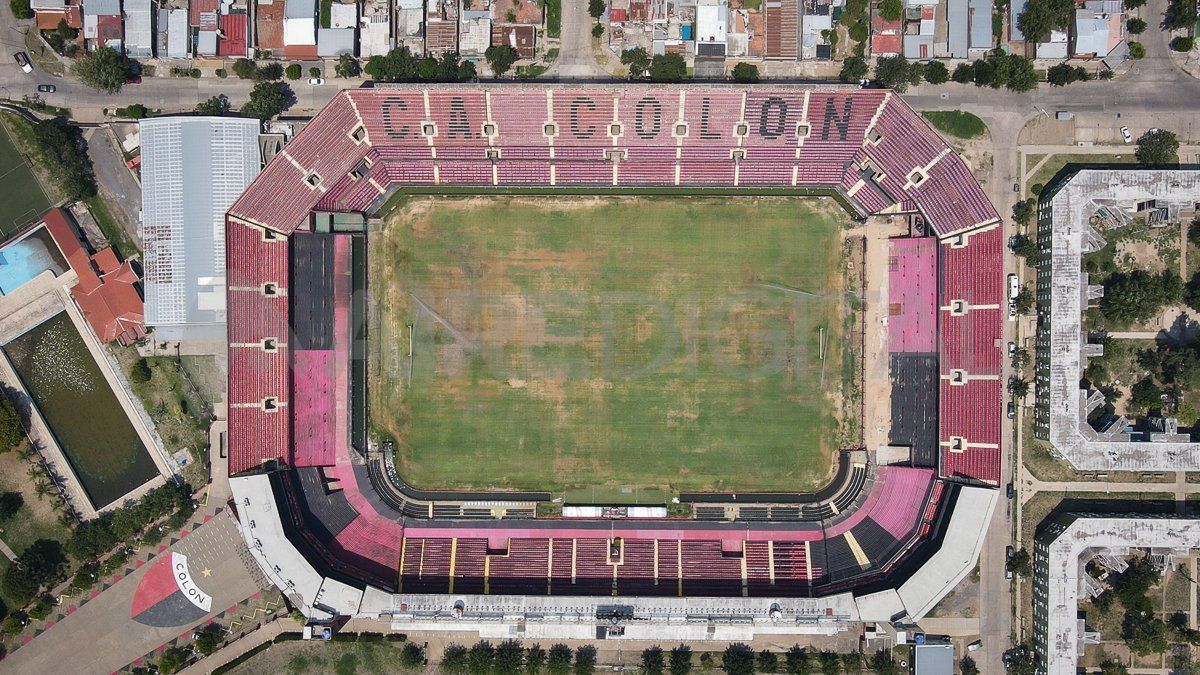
39, 209, 145, 345
871, 15, 902, 56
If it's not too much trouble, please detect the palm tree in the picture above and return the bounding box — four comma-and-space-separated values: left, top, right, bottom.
26, 464, 46, 481
33, 480, 52, 500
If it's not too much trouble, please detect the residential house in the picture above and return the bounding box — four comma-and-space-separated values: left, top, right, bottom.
256, 0, 285, 51
217, 13, 249, 56
902, 0, 936, 60
31, 0, 82, 33
82, 0, 122, 51
157, 7, 188, 57
947, 0, 990, 59
317, 27, 355, 56
1037, 28, 1068, 58
763, 0, 799, 59
492, 24, 535, 59
492, 0, 542, 25
123, 0, 153, 56
802, 0, 833, 59
360, 14, 391, 56
459, 8, 491, 57
425, 0, 458, 55
1010, 0, 1026, 40
871, 14, 902, 56
330, 1, 356, 27
396, 0, 425, 52
1072, 0, 1123, 58
284, 0, 318, 58
725, 4, 762, 58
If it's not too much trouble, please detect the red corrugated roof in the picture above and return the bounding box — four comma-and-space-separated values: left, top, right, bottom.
189, 0, 218, 26
609, 7, 627, 22
40, 209, 144, 345
871, 33, 902, 55
218, 13, 248, 56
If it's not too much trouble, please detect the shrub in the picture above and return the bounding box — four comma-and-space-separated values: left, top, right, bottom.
10, 0, 32, 19
285, 64, 302, 80
232, 58, 256, 79
1172, 36, 1194, 52
335, 54, 360, 78
309, 67, 321, 78
1126, 17, 1146, 33
1129, 41, 1146, 59
27, 596, 52, 621
215, 68, 227, 78
731, 62, 759, 83
591, 22, 604, 37
924, 60, 950, 84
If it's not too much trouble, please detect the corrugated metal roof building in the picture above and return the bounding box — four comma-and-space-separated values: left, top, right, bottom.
316, 27, 355, 56
139, 117, 262, 341
124, 0, 153, 57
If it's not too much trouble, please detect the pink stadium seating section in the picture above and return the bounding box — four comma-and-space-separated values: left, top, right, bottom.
887, 238, 937, 353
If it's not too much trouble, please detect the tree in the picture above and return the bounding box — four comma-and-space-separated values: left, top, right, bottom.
592, 22, 605, 37
669, 645, 693, 675
1126, 17, 1146, 33
1165, 0, 1198, 30
721, 644, 755, 675
924, 60, 950, 84
527, 645, 547, 673
29, 119, 96, 201
879, 0, 903, 21
44, 20, 79, 56
254, 62, 283, 80
869, 649, 901, 675
241, 81, 292, 120
400, 642, 425, 669
442, 644, 470, 674
873, 55, 912, 92
619, 46, 650, 78
1101, 269, 1183, 325
1047, 63, 1089, 86
130, 358, 152, 384
642, 646, 666, 674
588, 0, 605, 19
960, 656, 980, 675
3, 539, 66, 605
783, 646, 810, 674
1125, 615, 1170, 656
0, 493, 22, 521
1011, 233, 1040, 265
839, 56, 869, 83
815, 651, 839, 675
756, 650, 779, 674
732, 62, 760, 83
335, 54, 361, 78
649, 53, 687, 82
1131, 377, 1163, 409
195, 94, 231, 116
487, 640, 521, 674
232, 58, 257, 79
469, 641, 496, 673
193, 623, 223, 655
548, 644, 573, 675
1014, 286, 1034, 315
574, 645, 597, 675
285, 63, 301, 80
158, 647, 186, 675
1006, 547, 1032, 576
1137, 129, 1180, 165
485, 45, 519, 78
1012, 198, 1035, 225
71, 47, 127, 94
1128, 41, 1146, 59
10, 0, 32, 19
0, 393, 21, 452
1016, 0, 1074, 43
952, 62, 974, 83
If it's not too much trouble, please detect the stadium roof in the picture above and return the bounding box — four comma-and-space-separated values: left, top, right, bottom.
139, 117, 261, 341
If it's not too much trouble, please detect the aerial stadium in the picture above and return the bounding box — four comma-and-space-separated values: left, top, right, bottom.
225, 85, 1004, 636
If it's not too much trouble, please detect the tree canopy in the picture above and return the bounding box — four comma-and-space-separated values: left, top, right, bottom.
873, 55, 914, 92
194, 95, 231, 117
1017, 0, 1074, 43
1100, 269, 1182, 325
924, 60, 950, 84
588, 0, 605, 18
1136, 129, 1180, 165
649, 53, 687, 82
721, 644, 755, 675
71, 47, 127, 94
335, 54, 360, 78
620, 46, 651, 79
839, 56, 869, 83
240, 81, 292, 121
485, 45, 519, 78
879, 0, 903, 21
732, 62, 760, 83
363, 47, 476, 83
1165, 0, 1198, 30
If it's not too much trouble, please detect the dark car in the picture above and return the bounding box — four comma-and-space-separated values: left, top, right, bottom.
36, 84, 55, 93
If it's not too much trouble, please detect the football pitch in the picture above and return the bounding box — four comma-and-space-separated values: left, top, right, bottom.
369, 197, 854, 493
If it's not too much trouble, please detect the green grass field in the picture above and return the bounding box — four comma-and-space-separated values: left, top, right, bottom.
0, 120, 52, 238
921, 111, 988, 140
370, 197, 851, 493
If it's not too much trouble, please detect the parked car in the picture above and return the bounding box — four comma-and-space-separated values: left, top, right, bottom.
1006, 482, 1014, 499
1008, 341, 1016, 357
967, 640, 983, 652
1007, 401, 1016, 419
13, 52, 32, 74
1120, 126, 1133, 143
307, 77, 324, 86
36, 84, 55, 93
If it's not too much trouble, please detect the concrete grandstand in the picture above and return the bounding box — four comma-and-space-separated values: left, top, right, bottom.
224, 85, 1005, 637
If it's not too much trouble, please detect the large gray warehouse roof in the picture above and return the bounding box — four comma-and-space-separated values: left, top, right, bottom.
139, 117, 261, 341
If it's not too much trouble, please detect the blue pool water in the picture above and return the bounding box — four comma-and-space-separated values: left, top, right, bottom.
0, 232, 65, 295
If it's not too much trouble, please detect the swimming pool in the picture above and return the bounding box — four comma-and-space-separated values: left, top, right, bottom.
0, 228, 67, 295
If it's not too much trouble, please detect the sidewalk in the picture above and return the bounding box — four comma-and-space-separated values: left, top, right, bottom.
178, 619, 286, 675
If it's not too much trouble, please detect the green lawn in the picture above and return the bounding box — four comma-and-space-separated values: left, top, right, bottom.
921, 111, 988, 139
370, 197, 850, 493
0, 119, 52, 238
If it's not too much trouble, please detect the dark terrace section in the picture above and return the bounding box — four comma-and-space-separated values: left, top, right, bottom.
290, 232, 336, 351
889, 353, 939, 466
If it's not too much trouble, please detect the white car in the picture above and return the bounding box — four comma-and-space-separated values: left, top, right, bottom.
1120, 126, 1133, 143
967, 640, 982, 652
307, 77, 325, 86
13, 52, 32, 74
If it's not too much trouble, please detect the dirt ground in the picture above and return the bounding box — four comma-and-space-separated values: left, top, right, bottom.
859, 215, 911, 454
